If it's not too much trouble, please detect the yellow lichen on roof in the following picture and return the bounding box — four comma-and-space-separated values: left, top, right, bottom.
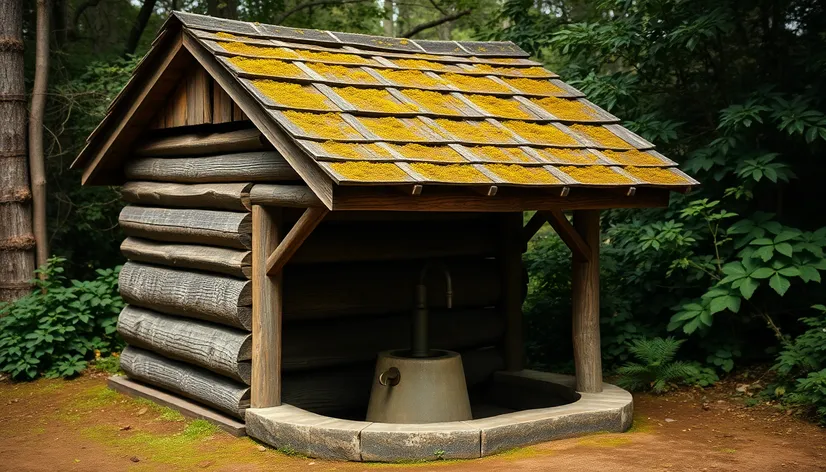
283, 111, 361, 139
624, 166, 688, 185
434, 119, 514, 143
502, 78, 566, 96
530, 97, 601, 121
409, 163, 491, 183
219, 42, 299, 59
485, 164, 560, 184
392, 59, 447, 70
380, 69, 448, 88
229, 57, 305, 77
321, 141, 393, 159
401, 89, 465, 115
305, 63, 379, 83
468, 64, 553, 77
214, 32, 253, 40
471, 146, 533, 162
358, 117, 428, 141
389, 144, 465, 162
252, 80, 331, 109
503, 121, 580, 146
541, 148, 599, 164
570, 125, 632, 149
465, 95, 532, 119
559, 165, 633, 184
330, 161, 410, 181
333, 87, 419, 113
299, 50, 370, 64
601, 149, 663, 166
443, 73, 510, 93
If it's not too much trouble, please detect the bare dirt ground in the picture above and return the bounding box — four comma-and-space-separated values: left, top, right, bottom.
1, 371, 824, 472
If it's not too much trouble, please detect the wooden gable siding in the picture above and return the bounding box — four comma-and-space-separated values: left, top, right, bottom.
150, 67, 248, 129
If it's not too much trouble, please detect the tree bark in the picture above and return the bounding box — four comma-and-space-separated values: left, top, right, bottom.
30, 0, 50, 275
124, 0, 158, 57
0, 0, 35, 303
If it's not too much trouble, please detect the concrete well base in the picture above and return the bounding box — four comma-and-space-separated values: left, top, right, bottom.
246, 370, 633, 462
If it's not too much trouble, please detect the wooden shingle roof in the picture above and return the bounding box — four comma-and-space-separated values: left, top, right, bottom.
73, 12, 697, 210
177, 12, 696, 190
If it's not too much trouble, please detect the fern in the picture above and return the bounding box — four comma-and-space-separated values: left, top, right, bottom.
616, 337, 696, 393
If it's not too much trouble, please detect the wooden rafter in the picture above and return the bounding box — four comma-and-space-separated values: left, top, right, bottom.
265, 207, 328, 275
542, 209, 591, 261
522, 211, 547, 244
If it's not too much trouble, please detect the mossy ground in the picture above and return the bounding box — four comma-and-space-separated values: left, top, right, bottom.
2, 374, 825, 471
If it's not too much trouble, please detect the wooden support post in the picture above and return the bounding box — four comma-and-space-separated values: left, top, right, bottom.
251, 205, 282, 407
501, 212, 525, 371
571, 210, 602, 393
265, 207, 328, 275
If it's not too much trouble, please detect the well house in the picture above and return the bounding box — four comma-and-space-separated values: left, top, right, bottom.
72, 12, 697, 462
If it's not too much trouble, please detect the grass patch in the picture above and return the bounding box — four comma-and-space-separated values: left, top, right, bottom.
133, 397, 185, 422
627, 415, 654, 433
576, 434, 633, 448
181, 419, 218, 440
719, 448, 736, 453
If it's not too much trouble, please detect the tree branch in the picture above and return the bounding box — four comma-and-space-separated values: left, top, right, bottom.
71, 0, 100, 34
123, 0, 158, 57
273, 0, 370, 25
400, 9, 471, 39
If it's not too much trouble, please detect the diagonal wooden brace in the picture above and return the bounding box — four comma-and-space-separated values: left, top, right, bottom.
541, 210, 591, 261
265, 207, 328, 275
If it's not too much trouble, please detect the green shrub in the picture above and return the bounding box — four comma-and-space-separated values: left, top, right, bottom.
0, 257, 124, 380
616, 337, 697, 393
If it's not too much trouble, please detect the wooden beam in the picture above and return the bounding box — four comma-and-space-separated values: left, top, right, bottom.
571, 210, 602, 393
182, 33, 335, 209
135, 127, 266, 157
332, 187, 671, 212
500, 213, 524, 371
265, 207, 328, 276
522, 211, 547, 244
542, 210, 591, 262
249, 184, 322, 207
251, 205, 281, 407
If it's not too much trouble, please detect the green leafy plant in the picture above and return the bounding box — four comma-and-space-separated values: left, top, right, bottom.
616, 338, 697, 393
0, 257, 124, 380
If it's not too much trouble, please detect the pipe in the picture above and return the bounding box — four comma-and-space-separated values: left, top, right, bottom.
411, 261, 452, 358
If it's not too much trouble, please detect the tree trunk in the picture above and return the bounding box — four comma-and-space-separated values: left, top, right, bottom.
30, 0, 50, 275
208, 0, 238, 19
124, 0, 158, 57
0, 0, 35, 303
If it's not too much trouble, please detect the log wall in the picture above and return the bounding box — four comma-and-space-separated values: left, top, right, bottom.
116, 123, 519, 420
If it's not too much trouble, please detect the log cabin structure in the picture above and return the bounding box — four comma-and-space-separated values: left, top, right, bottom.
72, 12, 698, 460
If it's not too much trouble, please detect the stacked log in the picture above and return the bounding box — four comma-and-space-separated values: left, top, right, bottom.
116, 125, 510, 420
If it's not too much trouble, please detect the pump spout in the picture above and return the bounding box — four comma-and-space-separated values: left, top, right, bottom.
411, 261, 452, 358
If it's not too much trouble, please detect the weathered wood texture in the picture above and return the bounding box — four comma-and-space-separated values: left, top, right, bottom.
0, 0, 35, 302
120, 346, 249, 419
118, 305, 251, 383
572, 210, 602, 393
251, 205, 282, 408
119, 206, 251, 249
500, 213, 525, 371
282, 308, 502, 372
183, 34, 334, 209
266, 207, 328, 275
249, 184, 321, 208
332, 187, 671, 212
125, 152, 299, 183
108, 376, 247, 437
119, 262, 252, 330
136, 127, 265, 157
121, 181, 252, 211
292, 217, 498, 264
121, 238, 251, 279
149, 66, 213, 129
282, 258, 500, 320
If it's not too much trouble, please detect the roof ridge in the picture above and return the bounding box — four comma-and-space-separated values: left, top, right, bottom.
172, 11, 529, 58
